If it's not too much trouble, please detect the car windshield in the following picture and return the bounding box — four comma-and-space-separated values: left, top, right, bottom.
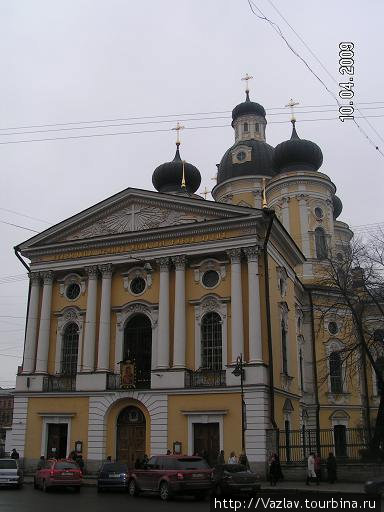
102, 463, 128, 472
222, 464, 248, 473
55, 461, 78, 470
0, 460, 17, 469
174, 458, 210, 470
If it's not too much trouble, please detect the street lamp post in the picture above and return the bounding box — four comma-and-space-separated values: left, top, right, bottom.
232, 354, 246, 454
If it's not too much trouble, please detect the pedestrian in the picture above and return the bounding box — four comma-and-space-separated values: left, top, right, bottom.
77, 455, 85, 473
10, 448, 19, 460
228, 451, 238, 464
217, 450, 225, 465
37, 455, 45, 470
269, 454, 279, 486
275, 453, 283, 482
239, 452, 250, 469
314, 453, 321, 485
326, 452, 337, 484
166, 449, 171, 455
106, 455, 112, 462
306, 453, 316, 485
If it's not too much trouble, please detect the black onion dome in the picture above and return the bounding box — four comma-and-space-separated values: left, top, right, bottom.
152, 144, 201, 194
232, 91, 266, 126
332, 195, 343, 219
273, 121, 323, 172
217, 139, 276, 184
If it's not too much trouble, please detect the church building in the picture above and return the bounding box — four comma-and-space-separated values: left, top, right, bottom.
8, 81, 372, 474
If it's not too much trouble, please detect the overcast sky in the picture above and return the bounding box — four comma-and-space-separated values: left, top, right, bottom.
0, 0, 383, 387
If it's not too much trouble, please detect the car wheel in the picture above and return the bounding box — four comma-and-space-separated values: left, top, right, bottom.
194, 492, 207, 501
159, 481, 171, 501
97, 484, 103, 493
33, 478, 38, 490
74, 486, 81, 493
215, 484, 223, 497
42, 480, 49, 493
128, 479, 139, 497
16, 482, 23, 490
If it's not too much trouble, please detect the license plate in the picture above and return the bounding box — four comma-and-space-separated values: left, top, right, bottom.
109, 474, 120, 478
192, 473, 204, 479
63, 472, 74, 476
241, 487, 252, 491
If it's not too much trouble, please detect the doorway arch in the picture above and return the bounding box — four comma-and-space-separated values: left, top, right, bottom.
123, 314, 152, 389
116, 406, 146, 466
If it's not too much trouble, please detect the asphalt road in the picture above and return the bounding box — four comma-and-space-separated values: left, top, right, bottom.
0, 485, 210, 512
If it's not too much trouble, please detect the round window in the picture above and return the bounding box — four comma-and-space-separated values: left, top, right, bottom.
314, 207, 324, 219
130, 276, 146, 295
237, 151, 246, 161
66, 282, 81, 300
328, 321, 339, 335
202, 270, 220, 288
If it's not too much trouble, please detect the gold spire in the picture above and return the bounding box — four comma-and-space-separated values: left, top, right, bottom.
262, 177, 267, 208
285, 98, 299, 121
241, 73, 254, 93
181, 160, 186, 189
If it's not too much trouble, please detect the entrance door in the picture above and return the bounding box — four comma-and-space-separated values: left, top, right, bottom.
116, 406, 146, 467
334, 425, 347, 457
47, 423, 68, 459
193, 423, 220, 466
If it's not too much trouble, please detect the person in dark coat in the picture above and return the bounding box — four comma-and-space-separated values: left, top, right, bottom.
326, 452, 337, 483
37, 456, 45, 470
11, 449, 19, 460
217, 450, 225, 465
269, 454, 280, 486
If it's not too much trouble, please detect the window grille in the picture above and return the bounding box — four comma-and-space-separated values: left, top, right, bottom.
330, 351, 343, 393
61, 322, 79, 375
201, 312, 222, 370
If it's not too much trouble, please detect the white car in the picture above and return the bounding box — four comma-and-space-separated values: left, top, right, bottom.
0, 458, 23, 488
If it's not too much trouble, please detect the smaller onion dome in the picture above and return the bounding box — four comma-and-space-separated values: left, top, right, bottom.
332, 195, 343, 219
152, 143, 201, 194
232, 91, 266, 126
273, 120, 323, 172
217, 139, 276, 184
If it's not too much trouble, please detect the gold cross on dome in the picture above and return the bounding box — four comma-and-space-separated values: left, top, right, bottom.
241, 73, 253, 92
171, 121, 185, 144
285, 98, 300, 121
200, 186, 211, 199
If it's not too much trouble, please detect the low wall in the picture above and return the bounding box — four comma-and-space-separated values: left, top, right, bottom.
280, 463, 384, 483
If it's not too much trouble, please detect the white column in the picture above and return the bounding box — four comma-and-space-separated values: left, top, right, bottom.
22, 272, 41, 373
82, 265, 98, 372
227, 249, 244, 363
244, 247, 263, 363
97, 264, 112, 372
281, 196, 290, 231
156, 257, 170, 369
172, 255, 186, 368
298, 194, 310, 257
35, 271, 54, 373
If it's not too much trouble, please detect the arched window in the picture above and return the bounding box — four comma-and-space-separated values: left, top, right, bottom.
201, 312, 222, 370
329, 351, 343, 393
315, 227, 327, 259
281, 320, 288, 374
61, 322, 79, 375
243, 122, 249, 133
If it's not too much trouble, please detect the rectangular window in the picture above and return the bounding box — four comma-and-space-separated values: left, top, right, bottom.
282, 324, 288, 374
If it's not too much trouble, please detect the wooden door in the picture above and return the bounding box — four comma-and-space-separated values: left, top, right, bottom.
117, 406, 146, 467
47, 423, 67, 459
193, 423, 220, 466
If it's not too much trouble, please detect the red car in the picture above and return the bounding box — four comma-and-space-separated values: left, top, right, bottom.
34, 459, 82, 492
128, 455, 212, 501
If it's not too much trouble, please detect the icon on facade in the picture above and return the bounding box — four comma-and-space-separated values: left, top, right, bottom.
120, 360, 136, 389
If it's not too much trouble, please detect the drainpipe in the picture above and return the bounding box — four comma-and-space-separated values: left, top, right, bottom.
263, 210, 277, 430
14, 246, 30, 372
308, 290, 321, 452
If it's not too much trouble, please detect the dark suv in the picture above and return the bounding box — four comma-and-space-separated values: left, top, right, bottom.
128, 455, 212, 500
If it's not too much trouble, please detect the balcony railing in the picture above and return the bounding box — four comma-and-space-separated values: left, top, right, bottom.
43, 375, 76, 392
106, 373, 150, 390
185, 369, 226, 388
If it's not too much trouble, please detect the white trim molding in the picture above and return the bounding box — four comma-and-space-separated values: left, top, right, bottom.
38, 413, 75, 458
54, 307, 85, 374
181, 410, 227, 456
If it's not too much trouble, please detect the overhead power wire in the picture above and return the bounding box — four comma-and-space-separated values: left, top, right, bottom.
0, 208, 51, 225
246, 0, 384, 158
0, 220, 39, 232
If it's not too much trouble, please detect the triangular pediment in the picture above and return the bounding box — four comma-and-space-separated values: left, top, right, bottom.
18, 188, 258, 251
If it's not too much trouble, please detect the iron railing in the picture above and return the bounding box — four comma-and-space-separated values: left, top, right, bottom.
106, 373, 150, 390
267, 427, 370, 463
185, 369, 226, 388
42, 375, 76, 392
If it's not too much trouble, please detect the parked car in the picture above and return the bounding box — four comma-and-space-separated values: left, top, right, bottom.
34, 459, 82, 492
128, 455, 212, 501
97, 462, 130, 492
0, 458, 23, 488
212, 464, 261, 496
365, 477, 384, 495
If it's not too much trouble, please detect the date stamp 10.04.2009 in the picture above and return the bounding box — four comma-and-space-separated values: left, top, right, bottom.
338, 42, 355, 122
